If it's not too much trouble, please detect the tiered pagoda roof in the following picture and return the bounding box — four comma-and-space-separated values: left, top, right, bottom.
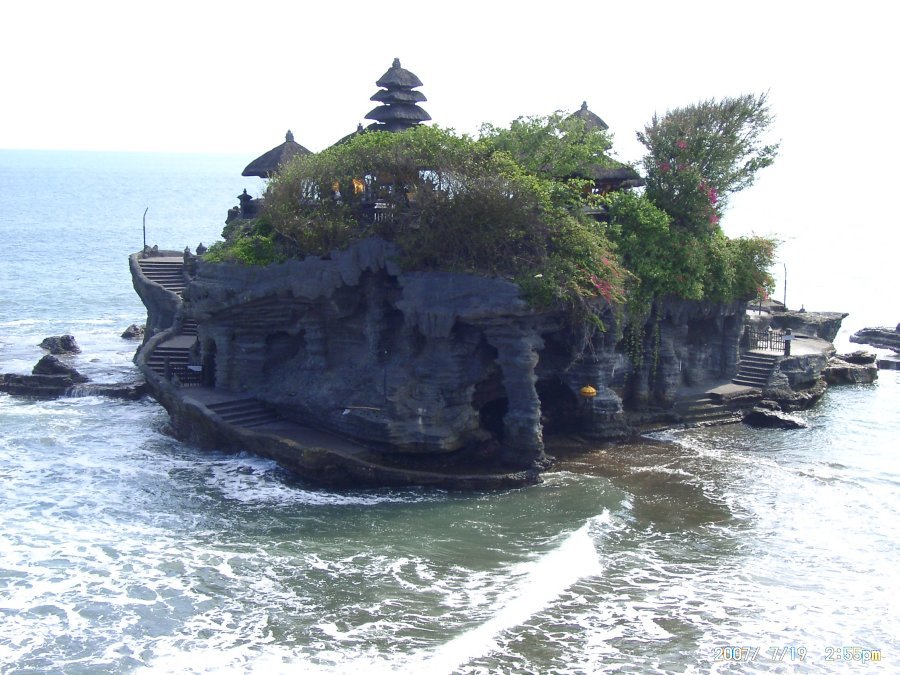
364, 58, 431, 132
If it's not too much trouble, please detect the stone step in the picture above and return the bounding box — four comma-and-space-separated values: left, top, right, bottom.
206, 398, 261, 412
671, 393, 743, 427
219, 411, 280, 426
736, 366, 772, 378
206, 399, 280, 427
739, 356, 778, 367
732, 376, 769, 387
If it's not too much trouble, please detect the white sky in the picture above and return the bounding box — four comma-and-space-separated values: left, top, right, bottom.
3, 0, 898, 318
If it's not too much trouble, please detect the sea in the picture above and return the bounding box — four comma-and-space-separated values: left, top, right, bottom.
0, 149, 897, 674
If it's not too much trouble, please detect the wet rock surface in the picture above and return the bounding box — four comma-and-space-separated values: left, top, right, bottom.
1, 354, 145, 400
121, 324, 145, 339
38, 334, 81, 354
743, 406, 808, 429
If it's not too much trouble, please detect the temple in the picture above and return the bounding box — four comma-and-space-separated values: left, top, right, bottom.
130, 59, 795, 489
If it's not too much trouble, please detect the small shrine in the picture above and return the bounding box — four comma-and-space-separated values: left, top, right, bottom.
242, 130, 312, 178
567, 102, 644, 196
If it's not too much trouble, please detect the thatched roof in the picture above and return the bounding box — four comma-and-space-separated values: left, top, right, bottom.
585, 164, 644, 188
365, 104, 432, 123
569, 101, 609, 132
331, 123, 366, 148
370, 88, 427, 104
242, 130, 312, 178
375, 58, 423, 89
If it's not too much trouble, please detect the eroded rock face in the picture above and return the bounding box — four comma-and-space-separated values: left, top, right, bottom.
850, 326, 900, 352
770, 310, 848, 342
179, 238, 747, 468
823, 356, 878, 385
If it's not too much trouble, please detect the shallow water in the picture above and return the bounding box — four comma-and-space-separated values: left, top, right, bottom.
1, 150, 897, 673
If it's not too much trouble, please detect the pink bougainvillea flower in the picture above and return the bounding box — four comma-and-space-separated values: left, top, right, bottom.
659, 162, 671, 173
676, 139, 687, 149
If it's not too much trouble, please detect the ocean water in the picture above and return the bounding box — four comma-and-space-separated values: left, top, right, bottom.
0, 150, 897, 673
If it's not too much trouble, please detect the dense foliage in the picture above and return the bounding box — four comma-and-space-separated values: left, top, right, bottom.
605, 191, 776, 306
479, 112, 614, 181
263, 126, 627, 316
637, 93, 779, 234
208, 97, 779, 324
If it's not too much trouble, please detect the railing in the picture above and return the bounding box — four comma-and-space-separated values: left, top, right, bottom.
745, 327, 785, 353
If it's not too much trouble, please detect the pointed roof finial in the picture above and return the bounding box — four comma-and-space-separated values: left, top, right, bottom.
569, 101, 609, 132
393, 57, 401, 68
286, 130, 294, 142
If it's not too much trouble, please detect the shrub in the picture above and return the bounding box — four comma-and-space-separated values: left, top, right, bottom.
264, 126, 627, 323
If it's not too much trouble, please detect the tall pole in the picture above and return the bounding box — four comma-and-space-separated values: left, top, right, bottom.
783, 262, 787, 309
142, 207, 149, 251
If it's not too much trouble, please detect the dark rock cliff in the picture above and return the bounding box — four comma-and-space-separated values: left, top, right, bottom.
170, 238, 746, 471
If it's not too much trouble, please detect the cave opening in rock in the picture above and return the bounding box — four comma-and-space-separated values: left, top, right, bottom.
479, 397, 508, 441
473, 361, 506, 442
202, 339, 217, 387
536, 376, 581, 435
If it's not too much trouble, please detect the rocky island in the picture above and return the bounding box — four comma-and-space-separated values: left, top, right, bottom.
126, 61, 865, 488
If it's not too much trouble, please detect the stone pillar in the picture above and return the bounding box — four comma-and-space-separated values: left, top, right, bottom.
485, 327, 545, 466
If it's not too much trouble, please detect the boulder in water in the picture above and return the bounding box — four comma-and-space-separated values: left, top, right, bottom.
121, 324, 145, 339
823, 355, 878, 385
0, 354, 144, 399
32, 354, 88, 382
742, 407, 808, 429
39, 334, 81, 354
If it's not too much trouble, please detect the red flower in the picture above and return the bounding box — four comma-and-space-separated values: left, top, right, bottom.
676, 139, 687, 150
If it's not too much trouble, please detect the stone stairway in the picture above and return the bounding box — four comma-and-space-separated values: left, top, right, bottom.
673, 393, 742, 427
146, 343, 201, 386
732, 351, 779, 388
205, 398, 281, 428
138, 258, 186, 294
181, 318, 198, 336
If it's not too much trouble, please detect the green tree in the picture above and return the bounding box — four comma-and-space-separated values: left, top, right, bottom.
261, 126, 628, 318
637, 93, 779, 233
479, 112, 617, 204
